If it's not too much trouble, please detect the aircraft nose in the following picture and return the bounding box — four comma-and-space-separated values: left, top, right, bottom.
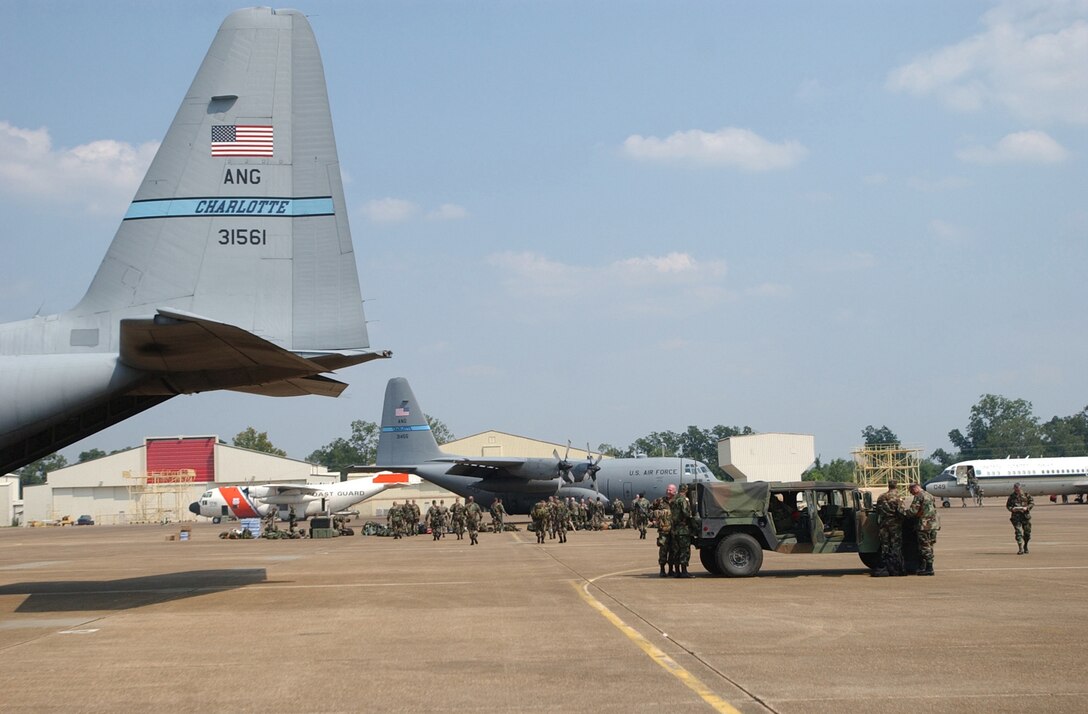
188, 501, 201, 515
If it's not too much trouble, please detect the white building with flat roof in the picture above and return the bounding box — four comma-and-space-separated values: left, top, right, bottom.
718, 433, 816, 483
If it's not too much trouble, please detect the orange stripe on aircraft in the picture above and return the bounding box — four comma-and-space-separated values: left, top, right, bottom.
218, 486, 262, 518
372, 472, 412, 484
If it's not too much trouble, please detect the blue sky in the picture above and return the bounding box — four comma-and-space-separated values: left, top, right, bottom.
1, 1, 1086, 464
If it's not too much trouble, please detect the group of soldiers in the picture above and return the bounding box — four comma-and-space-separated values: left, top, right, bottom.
390, 496, 490, 545
526, 494, 656, 542
873, 478, 1037, 576
872, 480, 940, 576
653, 483, 698, 578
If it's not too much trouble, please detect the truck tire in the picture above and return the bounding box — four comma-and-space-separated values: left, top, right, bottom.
700, 547, 723, 575
715, 533, 763, 577
859, 551, 882, 570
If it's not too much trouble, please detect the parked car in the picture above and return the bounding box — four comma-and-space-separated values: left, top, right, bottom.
75, 515, 95, 526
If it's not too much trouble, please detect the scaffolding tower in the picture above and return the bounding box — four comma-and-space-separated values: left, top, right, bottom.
852, 444, 922, 489
123, 469, 197, 523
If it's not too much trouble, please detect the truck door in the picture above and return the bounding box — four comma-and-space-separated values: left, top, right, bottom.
804, 491, 826, 547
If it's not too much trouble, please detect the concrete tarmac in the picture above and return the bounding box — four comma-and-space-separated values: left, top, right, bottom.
1, 501, 1086, 713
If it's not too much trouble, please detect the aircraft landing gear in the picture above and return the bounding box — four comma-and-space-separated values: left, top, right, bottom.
941, 499, 951, 509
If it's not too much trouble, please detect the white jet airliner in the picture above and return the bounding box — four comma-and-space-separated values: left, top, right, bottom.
925, 457, 1088, 507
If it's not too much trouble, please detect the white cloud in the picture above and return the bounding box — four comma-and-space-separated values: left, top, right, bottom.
0, 121, 157, 214
428, 203, 469, 221
745, 283, 792, 298
886, 2, 1088, 123
360, 198, 469, 223
929, 219, 969, 244
485, 250, 734, 318
956, 130, 1070, 164
621, 127, 808, 171
359, 197, 420, 223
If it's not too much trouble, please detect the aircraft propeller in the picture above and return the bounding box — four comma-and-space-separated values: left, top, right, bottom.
555, 441, 574, 483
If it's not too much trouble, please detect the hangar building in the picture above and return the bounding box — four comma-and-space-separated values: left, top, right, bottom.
12, 431, 594, 525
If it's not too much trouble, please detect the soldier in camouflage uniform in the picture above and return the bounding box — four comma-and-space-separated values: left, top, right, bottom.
531, 500, 547, 543
554, 496, 569, 543
450, 497, 466, 540
592, 499, 606, 530
632, 492, 651, 539
1006, 482, 1034, 554
546, 497, 560, 540
655, 486, 675, 576
426, 501, 442, 541
907, 483, 938, 575
669, 483, 696, 577
388, 501, 401, 539
409, 499, 422, 536
465, 495, 482, 545
490, 498, 506, 533
873, 480, 907, 576
612, 497, 625, 529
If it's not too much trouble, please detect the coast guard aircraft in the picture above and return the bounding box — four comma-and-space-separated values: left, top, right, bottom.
925, 456, 1088, 506
0, 8, 389, 475
189, 472, 420, 522
361, 378, 716, 514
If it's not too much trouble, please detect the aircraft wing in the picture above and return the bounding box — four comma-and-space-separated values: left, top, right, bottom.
120, 309, 384, 396
254, 483, 327, 497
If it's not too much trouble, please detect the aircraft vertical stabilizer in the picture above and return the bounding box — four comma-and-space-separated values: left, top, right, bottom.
376, 378, 447, 467
0, 9, 389, 474
75, 8, 376, 361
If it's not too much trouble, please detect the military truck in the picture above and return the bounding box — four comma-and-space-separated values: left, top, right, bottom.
693, 481, 917, 577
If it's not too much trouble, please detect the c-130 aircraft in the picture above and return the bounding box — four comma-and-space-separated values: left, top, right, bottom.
0, 9, 389, 474
358, 378, 716, 514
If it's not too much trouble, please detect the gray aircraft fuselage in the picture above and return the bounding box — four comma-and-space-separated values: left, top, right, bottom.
417, 456, 714, 513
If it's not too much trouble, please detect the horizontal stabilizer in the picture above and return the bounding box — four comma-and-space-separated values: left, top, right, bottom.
120, 309, 384, 396
372, 472, 419, 484
232, 375, 348, 398
121, 309, 324, 373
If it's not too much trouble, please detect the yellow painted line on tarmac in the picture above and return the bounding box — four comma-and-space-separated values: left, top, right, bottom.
573, 580, 742, 714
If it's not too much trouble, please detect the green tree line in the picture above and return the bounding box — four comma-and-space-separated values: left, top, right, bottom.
14, 394, 1087, 487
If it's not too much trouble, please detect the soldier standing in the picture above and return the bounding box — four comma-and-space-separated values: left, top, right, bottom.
1006, 482, 1034, 554
490, 498, 506, 533
555, 496, 569, 543
465, 496, 482, 545
427, 501, 442, 541
656, 486, 675, 577
438, 499, 449, 538
531, 500, 547, 543
388, 501, 403, 539
907, 483, 938, 575
632, 493, 650, 539
450, 497, 466, 540
669, 483, 695, 577
409, 499, 421, 536
873, 480, 907, 576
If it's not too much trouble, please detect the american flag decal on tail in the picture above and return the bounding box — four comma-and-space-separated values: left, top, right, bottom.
211, 125, 273, 157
